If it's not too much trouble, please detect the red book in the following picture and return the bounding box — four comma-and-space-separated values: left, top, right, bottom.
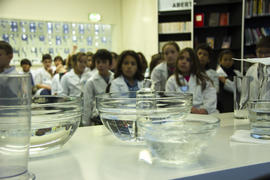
195, 13, 204, 27
219, 12, 229, 26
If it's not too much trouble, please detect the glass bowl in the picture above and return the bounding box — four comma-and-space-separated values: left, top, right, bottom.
30, 96, 82, 156
96, 91, 193, 142
142, 114, 220, 166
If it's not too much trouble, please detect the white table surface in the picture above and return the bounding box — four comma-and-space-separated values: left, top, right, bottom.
28, 113, 270, 180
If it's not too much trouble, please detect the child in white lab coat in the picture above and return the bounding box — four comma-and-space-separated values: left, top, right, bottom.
34, 54, 54, 95
196, 43, 219, 92
216, 50, 241, 112
60, 52, 92, 97
109, 50, 144, 96
151, 41, 180, 91
83, 49, 114, 126
166, 48, 217, 114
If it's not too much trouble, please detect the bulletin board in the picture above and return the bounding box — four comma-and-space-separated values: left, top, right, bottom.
0, 18, 112, 65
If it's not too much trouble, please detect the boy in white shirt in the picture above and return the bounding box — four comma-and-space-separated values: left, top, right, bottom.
0, 41, 16, 74
83, 49, 114, 126
34, 54, 54, 95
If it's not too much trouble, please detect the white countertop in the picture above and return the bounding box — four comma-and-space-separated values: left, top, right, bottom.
28, 113, 270, 180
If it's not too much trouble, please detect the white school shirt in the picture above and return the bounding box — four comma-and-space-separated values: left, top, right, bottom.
59, 69, 92, 97
165, 74, 217, 114
245, 63, 270, 100
109, 75, 144, 93
0, 66, 17, 74
33, 67, 54, 95
216, 66, 241, 93
51, 73, 63, 95
83, 71, 114, 126
206, 69, 219, 93
150, 62, 169, 91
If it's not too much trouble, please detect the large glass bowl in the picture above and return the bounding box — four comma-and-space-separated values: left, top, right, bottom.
142, 114, 220, 166
30, 96, 81, 156
96, 91, 193, 142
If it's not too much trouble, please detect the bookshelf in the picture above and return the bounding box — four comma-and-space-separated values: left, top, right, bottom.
158, 1, 193, 52
193, 0, 243, 70
244, 0, 270, 58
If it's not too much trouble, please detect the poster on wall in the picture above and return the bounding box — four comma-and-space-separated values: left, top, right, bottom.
0, 18, 112, 65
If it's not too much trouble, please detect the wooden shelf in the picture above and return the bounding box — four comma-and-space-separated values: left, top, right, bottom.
194, 25, 241, 29
158, 33, 191, 42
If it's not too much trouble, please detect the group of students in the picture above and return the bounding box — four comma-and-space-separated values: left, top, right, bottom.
1, 35, 270, 126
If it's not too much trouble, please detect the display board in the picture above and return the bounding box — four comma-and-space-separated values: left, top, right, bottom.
0, 18, 112, 65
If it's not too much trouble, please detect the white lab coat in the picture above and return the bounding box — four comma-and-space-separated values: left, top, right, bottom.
34, 67, 54, 95
216, 66, 241, 93
206, 69, 219, 93
150, 62, 169, 91
51, 73, 63, 95
59, 69, 92, 97
109, 75, 144, 93
246, 63, 270, 100
83, 71, 114, 126
165, 74, 217, 114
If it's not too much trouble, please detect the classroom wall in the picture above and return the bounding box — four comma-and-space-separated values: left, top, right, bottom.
0, 0, 158, 63
122, 0, 159, 61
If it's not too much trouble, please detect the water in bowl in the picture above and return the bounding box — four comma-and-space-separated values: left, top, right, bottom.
30, 120, 80, 155
250, 109, 270, 139
100, 114, 137, 142
143, 116, 219, 166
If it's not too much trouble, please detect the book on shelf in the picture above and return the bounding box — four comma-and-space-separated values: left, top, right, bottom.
219, 13, 229, 26
253, 0, 258, 16
208, 12, 219, 27
158, 22, 191, 34
221, 36, 231, 49
195, 13, 204, 27
206, 37, 215, 49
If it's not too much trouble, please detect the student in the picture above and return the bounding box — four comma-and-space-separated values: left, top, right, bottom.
83, 49, 114, 126
216, 50, 241, 112
51, 56, 67, 95
53, 56, 66, 74
85, 51, 94, 72
60, 52, 92, 97
0, 41, 24, 99
166, 48, 217, 114
20, 58, 35, 88
0, 41, 16, 74
148, 53, 163, 78
110, 51, 118, 73
109, 50, 144, 95
34, 54, 54, 95
137, 52, 148, 77
246, 36, 270, 100
151, 41, 180, 91
196, 43, 219, 92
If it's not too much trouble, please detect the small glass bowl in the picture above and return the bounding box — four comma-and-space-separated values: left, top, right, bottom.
96, 91, 193, 142
30, 96, 82, 156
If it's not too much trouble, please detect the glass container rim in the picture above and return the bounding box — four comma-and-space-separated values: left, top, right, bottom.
96, 91, 193, 101
0, 73, 30, 78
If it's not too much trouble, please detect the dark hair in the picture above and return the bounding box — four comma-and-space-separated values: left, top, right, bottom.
137, 52, 148, 74
175, 48, 212, 91
256, 36, 270, 49
0, 40, 13, 55
42, 54, 52, 62
20, 58, 32, 66
195, 43, 213, 70
53, 56, 64, 63
114, 50, 144, 81
71, 52, 86, 68
93, 49, 112, 65
150, 53, 163, 76
111, 52, 118, 59
218, 49, 234, 63
161, 41, 180, 54
86, 51, 94, 57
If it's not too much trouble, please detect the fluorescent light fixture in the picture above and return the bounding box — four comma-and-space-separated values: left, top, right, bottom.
89, 13, 101, 22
